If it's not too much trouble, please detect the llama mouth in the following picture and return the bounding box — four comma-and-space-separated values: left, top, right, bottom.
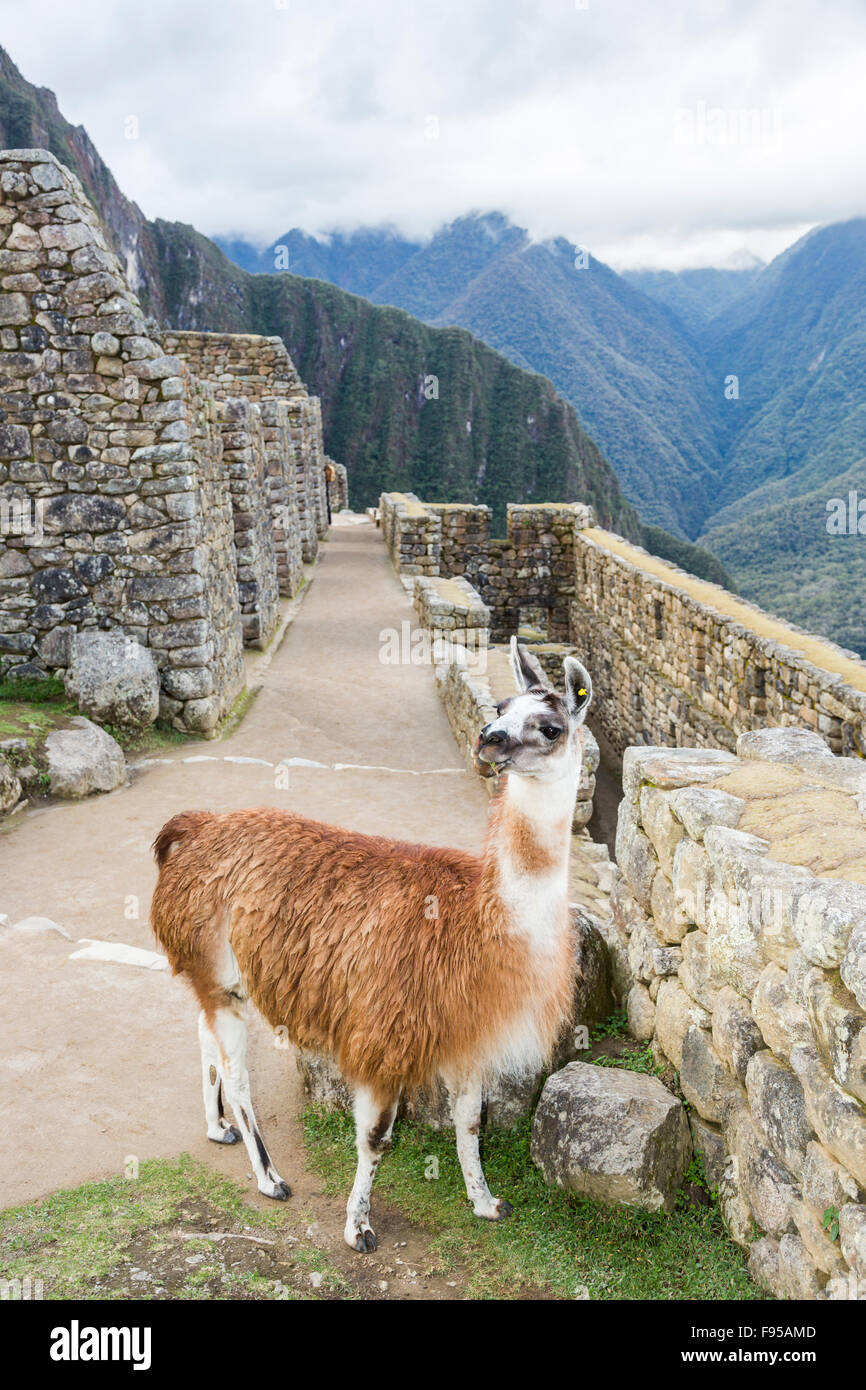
475, 755, 511, 779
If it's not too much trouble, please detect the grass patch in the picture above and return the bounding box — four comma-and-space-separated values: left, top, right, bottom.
0, 1156, 342, 1301
302, 1108, 763, 1301
0, 675, 191, 764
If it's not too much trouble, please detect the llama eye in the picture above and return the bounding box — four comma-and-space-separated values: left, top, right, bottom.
540, 725, 561, 741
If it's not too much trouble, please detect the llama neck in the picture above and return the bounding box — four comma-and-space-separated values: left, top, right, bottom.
483, 759, 580, 944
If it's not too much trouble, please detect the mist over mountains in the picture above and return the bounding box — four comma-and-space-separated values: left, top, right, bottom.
219, 214, 866, 656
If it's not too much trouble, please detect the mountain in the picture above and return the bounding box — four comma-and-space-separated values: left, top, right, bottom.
221, 214, 866, 654
0, 46, 647, 545
222, 213, 726, 538
621, 259, 765, 336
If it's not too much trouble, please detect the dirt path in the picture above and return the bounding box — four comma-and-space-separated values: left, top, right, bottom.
0, 517, 494, 1298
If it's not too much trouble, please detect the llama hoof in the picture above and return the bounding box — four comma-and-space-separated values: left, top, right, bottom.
260, 1178, 292, 1201
345, 1224, 377, 1253
474, 1196, 513, 1220
208, 1123, 242, 1145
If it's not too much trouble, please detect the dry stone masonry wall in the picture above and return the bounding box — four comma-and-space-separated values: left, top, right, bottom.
380, 492, 866, 761
0, 149, 336, 735
610, 729, 866, 1300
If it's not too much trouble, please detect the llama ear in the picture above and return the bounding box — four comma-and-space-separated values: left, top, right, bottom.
564, 656, 592, 724
509, 636, 547, 693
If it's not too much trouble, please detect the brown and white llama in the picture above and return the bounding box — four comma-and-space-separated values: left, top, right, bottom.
150, 638, 592, 1252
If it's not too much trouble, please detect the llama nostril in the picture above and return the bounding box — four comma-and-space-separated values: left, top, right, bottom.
485, 730, 506, 747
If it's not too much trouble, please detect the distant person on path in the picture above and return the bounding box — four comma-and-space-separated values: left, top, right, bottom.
324, 460, 335, 525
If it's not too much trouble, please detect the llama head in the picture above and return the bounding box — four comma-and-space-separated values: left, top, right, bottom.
473, 636, 592, 782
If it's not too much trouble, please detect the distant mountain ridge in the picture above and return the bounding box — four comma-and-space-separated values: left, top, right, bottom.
219, 214, 729, 539
218, 212, 866, 656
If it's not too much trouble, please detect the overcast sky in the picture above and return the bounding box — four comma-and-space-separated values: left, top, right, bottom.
2, 0, 865, 268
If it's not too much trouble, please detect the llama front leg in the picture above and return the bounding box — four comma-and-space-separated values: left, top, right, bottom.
207, 1005, 291, 1200
449, 1075, 512, 1221
344, 1086, 398, 1253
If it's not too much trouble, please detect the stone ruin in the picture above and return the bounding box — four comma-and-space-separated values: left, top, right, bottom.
0, 149, 330, 733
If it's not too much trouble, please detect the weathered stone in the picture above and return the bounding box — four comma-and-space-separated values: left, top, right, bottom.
842, 923, 866, 1013
792, 1200, 847, 1277
680, 1026, 741, 1123
746, 1050, 814, 1176
639, 786, 684, 877
737, 727, 831, 763
0, 758, 22, 813
628, 918, 681, 983
689, 1114, 728, 1189
530, 1061, 691, 1213
626, 982, 656, 1040
800, 965, 866, 1105
776, 1232, 826, 1299
571, 907, 613, 1029
622, 746, 737, 801
65, 629, 159, 729
791, 880, 866, 969
655, 977, 709, 1070
719, 1160, 755, 1248
802, 1140, 861, 1216
679, 928, 718, 1011
747, 1236, 780, 1292
838, 1202, 866, 1278
669, 785, 745, 841
751, 962, 811, 1061
672, 837, 710, 927
727, 1104, 799, 1238
650, 869, 689, 944
712, 987, 764, 1082
791, 1043, 866, 1188
44, 716, 126, 797
615, 799, 657, 910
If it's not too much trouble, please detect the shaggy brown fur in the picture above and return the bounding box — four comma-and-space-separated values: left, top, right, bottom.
150, 791, 575, 1105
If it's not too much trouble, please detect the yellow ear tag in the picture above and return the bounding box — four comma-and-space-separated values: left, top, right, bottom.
578, 688, 586, 696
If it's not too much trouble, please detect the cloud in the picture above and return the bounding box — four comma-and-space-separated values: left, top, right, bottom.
2, 0, 865, 267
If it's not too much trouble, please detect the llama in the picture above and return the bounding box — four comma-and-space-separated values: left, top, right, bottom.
150, 638, 592, 1252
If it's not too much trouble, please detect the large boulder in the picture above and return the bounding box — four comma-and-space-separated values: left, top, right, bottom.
44, 717, 126, 798
65, 629, 159, 729
530, 1060, 692, 1212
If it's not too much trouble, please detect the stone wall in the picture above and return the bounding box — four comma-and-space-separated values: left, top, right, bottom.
217, 396, 279, 648
326, 458, 348, 512
160, 330, 303, 401
0, 149, 244, 732
381, 492, 866, 763
164, 329, 323, 593
610, 729, 866, 1300
570, 531, 866, 761
0, 148, 340, 734
380, 493, 592, 642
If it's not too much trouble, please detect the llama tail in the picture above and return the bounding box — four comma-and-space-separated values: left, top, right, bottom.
152, 811, 213, 868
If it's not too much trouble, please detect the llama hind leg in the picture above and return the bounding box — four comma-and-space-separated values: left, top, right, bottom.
344, 1086, 398, 1253
198, 1011, 241, 1145
207, 1005, 291, 1201
448, 1074, 512, 1221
